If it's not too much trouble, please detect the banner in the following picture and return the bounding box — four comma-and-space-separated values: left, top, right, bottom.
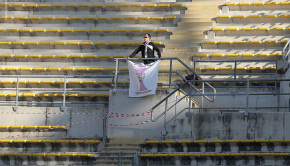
128, 60, 160, 97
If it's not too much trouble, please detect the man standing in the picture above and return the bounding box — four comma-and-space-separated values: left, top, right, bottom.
128, 33, 162, 64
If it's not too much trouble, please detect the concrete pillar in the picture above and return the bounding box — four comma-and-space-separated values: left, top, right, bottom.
174, 157, 181, 166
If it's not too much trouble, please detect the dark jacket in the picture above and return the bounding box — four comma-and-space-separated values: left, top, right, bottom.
130, 41, 161, 64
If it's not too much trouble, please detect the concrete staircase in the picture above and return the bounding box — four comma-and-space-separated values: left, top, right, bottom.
95, 138, 145, 166
163, 0, 225, 63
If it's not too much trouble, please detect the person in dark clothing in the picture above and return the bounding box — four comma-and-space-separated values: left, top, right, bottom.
128, 33, 162, 64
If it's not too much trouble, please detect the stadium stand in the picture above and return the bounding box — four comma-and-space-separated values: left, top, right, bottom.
0, 0, 289, 165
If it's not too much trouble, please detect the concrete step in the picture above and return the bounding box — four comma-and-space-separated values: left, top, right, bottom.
181, 18, 214, 22
182, 14, 219, 18
172, 30, 205, 35
185, 10, 220, 15
170, 35, 204, 40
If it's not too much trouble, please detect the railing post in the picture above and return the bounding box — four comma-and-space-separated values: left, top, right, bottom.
167, 58, 172, 93
245, 78, 250, 116
232, 61, 237, 95
274, 60, 278, 93
162, 98, 168, 136
61, 76, 67, 111
114, 59, 119, 91
103, 110, 107, 144
201, 82, 205, 112
13, 76, 19, 111
188, 81, 192, 112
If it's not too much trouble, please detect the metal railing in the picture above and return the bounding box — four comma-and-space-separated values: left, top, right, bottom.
113, 58, 217, 136
0, 75, 113, 111
193, 59, 279, 93
282, 39, 290, 70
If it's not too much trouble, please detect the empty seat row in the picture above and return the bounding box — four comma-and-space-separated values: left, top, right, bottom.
1, 28, 170, 33
0, 16, 177, 21
0, 54, 128, 59
211, 27, 290, 31
0, 80, 129, 84
146, 139, 290, 144
0, 125, 65, 129
203, 40, 288, 44
0, 152, 93, 157
225, 2, 290, 6
0, 140, 100, 143
217, 14, 290, 18
192, 66, 278, 71
0, 67, 128, 71
0, 41, 164, 46
141, 152, 290, 157
196, 53, 282, 57
0, 3, 185, 8
0, 94, 109, 97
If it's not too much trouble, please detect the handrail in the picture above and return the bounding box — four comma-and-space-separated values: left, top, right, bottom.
282, 39, 290, 70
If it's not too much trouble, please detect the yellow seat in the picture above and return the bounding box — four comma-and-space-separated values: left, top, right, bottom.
97, 17, 109, 20
249, 41, 261, 44
84, 81, 96, 84
266, 2, 279, 5
77, 153, 93, 157
280, 2, 290, 5
70, 140, 84, 143
194, 140, 207, 143
212, 28, 224, 31
30, 17, 42, 20
63, 68, 75, 71
108, 42, 120, 45
89, 29, 101, 32
257, 53, 269, 57
151, 17, 163, 20
253, 2, 264, 5
220, 41, 232, 44
40, 42, 53, 45
138, 17, 151, 20
95, 42, 107, 45
121, 42, 134, 45
28, 55, 41, 58
10, 126, 24, 129
37, 94, 51, 97
1, 81, 13, 84
273, 27, 285, 30
4, 153, 17, 156
91, 68, 104, 71
51, 4, 64, 7
205, 67, 217, 70
15, 16, 28, 20
129, 29, 142, 32
43, 17, 55, 20
91, 4, 103, 7
47, 153, 61, 156
62, 153, 77, 156
26, 4, 38, 7
23, 94, 36, 97
70, 17, 83, 20
42, 81, 56, 84
249, 15, 262, 18
69, 81, 82, 84
234, 41, 246, 44
13, 42, 25, 45
48, 68, 61, 71
0, 140, 13, 143
80, 42, 93, 45
218, 15, 231, 18
265, 40, 278, 43
257, 27, 270, 31
26, 42, 39, 45
124, 17, 137, 20
28, 140, 42, 143
84, 17, 96, 20
0, 42, 11, 45
54, 42, 67, 45
236, 67, 247, 70
79, 94, 92, 97
131, 4, 143, 7
19, 29, 32, 32
242, 54, 254, 57
265, 15, 277, 18
158, 4, 170, 7
0, 126, 9, 129
6, 67, 19, 71
68, 42, 80, 45
105, 4, 117, 7
84, 55, 97, 58
20, 67, 32, 71
115, 29, 127, 32
85, 140, 101, 143
97, 81, 111, 84
32, 153, 46, 156
1, 16, 14, 19
38, 126, 51, 129
239, 3, 250, 5
204, 41, 217, 44
34, 68, 47, 71
48, 29, 60, 32
242, 28, 254, 31
24, 126, 37, 129
56, 17, 69, 20
52, 126, 66, 129
233, 15, 246, 18
65, 4, 77, 7
164, 16, 177, 19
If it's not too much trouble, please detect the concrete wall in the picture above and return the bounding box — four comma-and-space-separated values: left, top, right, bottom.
0, 106, 105, 140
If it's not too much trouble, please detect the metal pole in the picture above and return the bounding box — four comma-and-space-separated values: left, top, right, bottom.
188, 81, 192, 112
233, 61, 237, 95
13, 76, 19, 111
201, 82, 204, 112
162, 98, 168, 136
114, 59, 119, 90
168, 59, 172, 93
62, 76, 67, 110
103, 111, 107, 144
174, 93, 177, 126
245, 78, 250, 116
274, 60, 278, 93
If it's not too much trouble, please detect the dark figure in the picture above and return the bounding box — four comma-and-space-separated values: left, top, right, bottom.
128, 33, 162, 64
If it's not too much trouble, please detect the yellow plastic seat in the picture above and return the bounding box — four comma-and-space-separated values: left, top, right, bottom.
164, 16, 177, 19
265, 40, 278, 43
84, 81, 96, 84
65, 4, 77, 7
194, 140, 207, 143
234, 41, 247, 44
89, 29, 101, 32
138, 17, 151, 20
22, 94, 36, 97
233, 15, 246, 18
38, 126, 52, 129
115, 29, 127, 32
90, 68, 104, 71
95, 42, 107, 45
48, 68, 61, 71
80, 42, 93, 45
68, 42, 80, 45
131, 4, 143, 7
239, 3, 250, 6
249, 41, 261, 44
204, 41, 217, 44
70, 17, 83, 20
0, 42, 11, 45
1, 80, 13, 84
218, 15, 231, 18
257, 27, 270, 31
47, 29, 60, 32
84, 17, 96, 20
54, 42, 67, 45
84, 55, 97, 58
19, 29, 32, 32
29, 55, 41, 58
220, 41, 232, 44
40, 42, 53, 45
253, 2, 264, 5
97, 17, 109, 20
242, 28, 254, 31
34, 68, 47, 71
77, 153, 93, 157
249, 15, 262, 18
91, 4, 103, 7
257, 53, 269, 57
24, 126, 37, 129
265, 15, 277, 18
63, 68, 75, 71
10, 126, 24, 129
56, 17, 69, 20
242, 54, 254, 57
266, 2, 279, 5
1, 16, 14, 19
280, 2, 290, 5
43, 17, 55, 20
51, 4, 64, 7
0, 126, 9, 129
70, 140, 84, 143
86, 140, 101, 143
42, 81, 56, 84
69, 81, 83, 84
273, 27, 285, 30
151, 17, 163, 20
62, 153, 77, 156
37, 94, 51, 97
32, 153, 46, 156
196, 54, 209, 57
6, 67, 19, 71
119, 4, 131, 7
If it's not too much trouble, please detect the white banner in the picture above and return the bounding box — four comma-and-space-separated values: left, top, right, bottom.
128, 60, 160, 97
